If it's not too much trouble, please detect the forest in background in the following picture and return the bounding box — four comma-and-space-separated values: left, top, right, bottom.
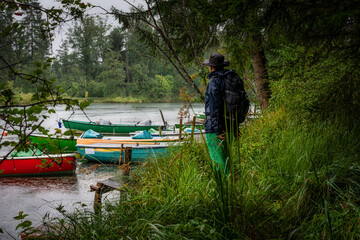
0, 3, 193, 102
1, 0, 358, 117
51, 17, 188, 101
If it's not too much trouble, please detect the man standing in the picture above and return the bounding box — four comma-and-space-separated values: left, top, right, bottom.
203, 53, 231, 175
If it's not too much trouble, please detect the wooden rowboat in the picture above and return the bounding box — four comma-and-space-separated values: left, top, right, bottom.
77, 136, 181, 145
62, 119, 163, 134
0, 153, 76, 177
76, 136, 179, 163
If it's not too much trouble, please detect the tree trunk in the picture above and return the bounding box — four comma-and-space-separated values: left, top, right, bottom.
251, 35, 271, 111
124, 47, 131, 83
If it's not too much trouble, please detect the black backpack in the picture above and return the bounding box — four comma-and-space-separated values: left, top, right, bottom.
222, 70, 250, 124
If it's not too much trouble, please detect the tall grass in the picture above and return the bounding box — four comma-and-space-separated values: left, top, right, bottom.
25, 110, 360, 239
238, 111, 360, 239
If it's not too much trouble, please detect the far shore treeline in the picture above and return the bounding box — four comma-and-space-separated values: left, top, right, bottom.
2, 14, 190, 103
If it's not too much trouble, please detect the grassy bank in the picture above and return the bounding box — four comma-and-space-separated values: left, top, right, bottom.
17, 92, 178, 104
88, 96, 178, 103
20, 110, 360, 239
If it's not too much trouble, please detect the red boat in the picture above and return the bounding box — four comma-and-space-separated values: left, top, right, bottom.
0, 154, 76, 177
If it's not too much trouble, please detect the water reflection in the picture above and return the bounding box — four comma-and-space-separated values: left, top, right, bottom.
0, 175, 77, 191
0, 161, 123, 239
0, 103, 205, 239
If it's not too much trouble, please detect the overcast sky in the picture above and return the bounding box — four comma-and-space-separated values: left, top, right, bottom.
38, 0, 143, 54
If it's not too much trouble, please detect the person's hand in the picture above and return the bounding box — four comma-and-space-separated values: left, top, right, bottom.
218, 132, 226, 140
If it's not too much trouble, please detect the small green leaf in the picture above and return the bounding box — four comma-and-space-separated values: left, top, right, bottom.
46, 57, 55, 63
15, 220, 32, 230
56, 204, 66, 214
79, 100, 91, 110
14, 211, 28, 220
63, 129, 74, 136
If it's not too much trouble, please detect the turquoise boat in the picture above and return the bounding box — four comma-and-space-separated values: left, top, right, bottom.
76, 137, 179, 163
76, 143, 172, 163
62, 119, 163, 134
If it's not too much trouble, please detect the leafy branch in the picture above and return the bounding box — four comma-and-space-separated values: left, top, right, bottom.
0, 0, 92, 156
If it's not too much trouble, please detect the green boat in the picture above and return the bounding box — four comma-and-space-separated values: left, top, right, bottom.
175, 122, 204, 130
29, 134, 78, 153
62, 119, 163, 134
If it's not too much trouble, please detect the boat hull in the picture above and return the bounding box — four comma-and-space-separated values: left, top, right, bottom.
0, 154, 76, 177
62, 119, 162, 134
76, 144, 170, 163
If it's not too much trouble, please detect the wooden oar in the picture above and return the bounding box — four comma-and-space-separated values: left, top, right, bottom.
159, 109, 167, 126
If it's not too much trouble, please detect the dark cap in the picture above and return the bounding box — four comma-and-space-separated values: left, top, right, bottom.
203, 53, 230, 67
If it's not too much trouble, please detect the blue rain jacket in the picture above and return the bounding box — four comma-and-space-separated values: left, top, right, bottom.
204, 69, 228, 134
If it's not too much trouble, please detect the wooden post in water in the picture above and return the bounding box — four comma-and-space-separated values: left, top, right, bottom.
119, 144, 124, 164
179, 118, 183, 140
93, 182, 104, 214
122, 147, 132, 176
159, 109, 167, 126
124, 147, 132, 164
91, 178, 125, 214
191, 116, 196, 140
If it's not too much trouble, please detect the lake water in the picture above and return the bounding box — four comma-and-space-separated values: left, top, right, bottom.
0, 102, 204, 239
